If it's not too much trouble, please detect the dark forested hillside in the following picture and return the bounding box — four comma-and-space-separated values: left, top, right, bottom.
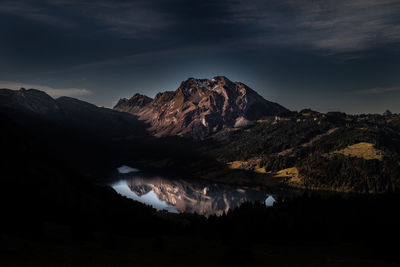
203, 111, 400, 193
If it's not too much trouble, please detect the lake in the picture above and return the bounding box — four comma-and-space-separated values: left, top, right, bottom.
111, 165, 276, 216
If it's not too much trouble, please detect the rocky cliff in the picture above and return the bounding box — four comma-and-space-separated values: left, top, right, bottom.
114, 76, 288, 137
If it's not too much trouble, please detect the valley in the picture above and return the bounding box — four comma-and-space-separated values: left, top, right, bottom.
112, 77, 400, 194
1, 77, 400, 265
2, 77, 400, 195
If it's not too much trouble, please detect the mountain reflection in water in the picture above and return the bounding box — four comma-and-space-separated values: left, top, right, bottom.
111, 171, 276, 216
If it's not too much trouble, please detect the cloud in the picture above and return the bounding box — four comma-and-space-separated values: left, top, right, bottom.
0, 81, 92, 97
46, 0, 171, 38
356, 87, 400, 95
1, 0, 399, 53
227, 0, 400, 53
0, 0, 164, 36
0, 1, 74, 28
69, 0, 400, 52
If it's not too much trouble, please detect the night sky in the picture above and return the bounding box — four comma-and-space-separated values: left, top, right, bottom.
1, 0, 399, 113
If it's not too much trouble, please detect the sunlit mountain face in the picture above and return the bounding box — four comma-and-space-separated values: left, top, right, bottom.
114, 76, 288, 138
112, 171, 276, 216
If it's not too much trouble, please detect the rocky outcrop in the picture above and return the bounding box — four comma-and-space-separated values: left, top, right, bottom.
114, 93, 152, 114
114, 76, 288, 137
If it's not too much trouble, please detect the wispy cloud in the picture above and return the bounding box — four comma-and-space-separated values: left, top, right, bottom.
0, 1, 74, 27
356, 87, 400, 95
0, 81, 92, 97
0, 0, 165, 36
228, 0, 400, 53
1, 0, 399, 53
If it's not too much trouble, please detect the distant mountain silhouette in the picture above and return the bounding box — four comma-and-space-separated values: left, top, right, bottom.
0, 88, 148, 138
0, 87, 153, 179
114, 76, 288, 137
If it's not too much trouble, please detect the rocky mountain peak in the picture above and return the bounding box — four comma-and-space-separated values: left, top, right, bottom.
114, 76, 289, 138
114, 93, 152, 114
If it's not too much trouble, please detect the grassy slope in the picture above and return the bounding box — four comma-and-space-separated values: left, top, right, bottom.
333, 142, 384, 160
202, 113, 400, 193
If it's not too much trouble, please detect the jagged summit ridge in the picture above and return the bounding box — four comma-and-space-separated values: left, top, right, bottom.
116, 93, 153, 114
114, 76, 289, 137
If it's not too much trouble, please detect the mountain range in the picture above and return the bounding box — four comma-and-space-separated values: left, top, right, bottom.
1, 77, 400, 193
0, 87, 147, 137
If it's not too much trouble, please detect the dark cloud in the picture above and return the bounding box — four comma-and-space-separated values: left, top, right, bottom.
226, 0, 400, 52
0, 1, 74, 27
2, 0, 399, 50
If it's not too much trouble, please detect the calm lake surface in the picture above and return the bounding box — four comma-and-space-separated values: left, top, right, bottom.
111, 165, 276, 216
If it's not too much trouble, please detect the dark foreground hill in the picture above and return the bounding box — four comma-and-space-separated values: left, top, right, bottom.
0, 88, 151, 175
0, 88, 207, 179
0, 87, 149, 138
